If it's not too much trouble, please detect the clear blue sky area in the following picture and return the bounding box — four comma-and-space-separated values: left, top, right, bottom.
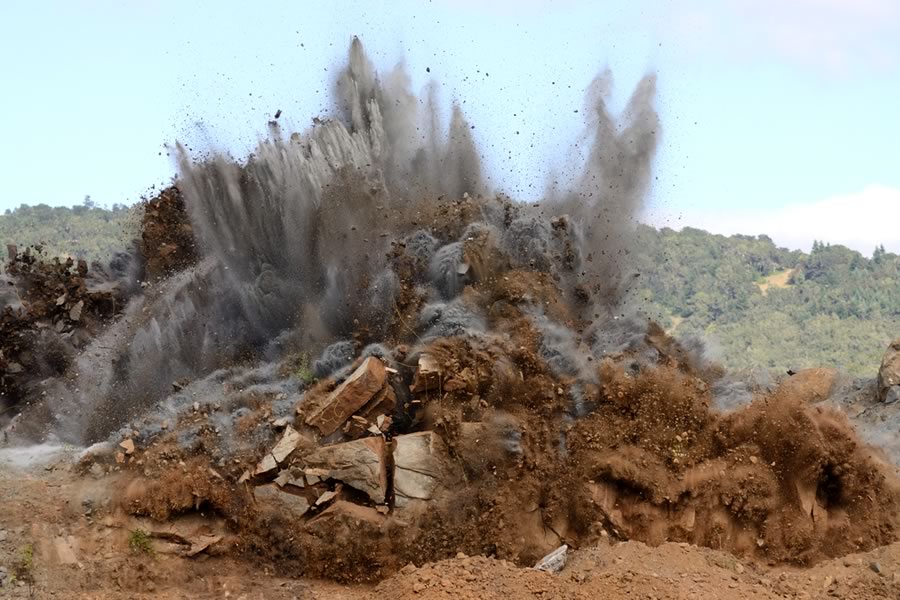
1, 1, 898, 251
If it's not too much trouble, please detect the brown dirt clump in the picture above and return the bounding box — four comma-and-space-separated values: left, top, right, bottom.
106, 266, 900, 581
1, 245, 125, 415
140, 186, 197, 280
558, 361, 900, 564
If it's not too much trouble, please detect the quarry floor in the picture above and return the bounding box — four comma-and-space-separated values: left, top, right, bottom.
1, 448, 899, 600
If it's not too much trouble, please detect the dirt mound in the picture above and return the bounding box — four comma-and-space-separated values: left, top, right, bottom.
5, 454, 900, 599
75, 188, 899, 581
103, 324, 900, 582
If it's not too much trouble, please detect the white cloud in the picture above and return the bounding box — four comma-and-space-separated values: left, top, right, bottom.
647, 184, 900, 255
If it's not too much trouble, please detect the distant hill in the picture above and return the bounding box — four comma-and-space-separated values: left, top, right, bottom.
631, 225, 900, 377
2, 203, 897, 377
0, 200, 139, 263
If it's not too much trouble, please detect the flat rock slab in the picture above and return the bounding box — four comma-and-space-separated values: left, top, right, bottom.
306, 357, 387, 435
306, 500, 385, 529
303, 436, 388, 503
393, 431, 448, 506
253, 425, 304, 476
254, 483, 311, 518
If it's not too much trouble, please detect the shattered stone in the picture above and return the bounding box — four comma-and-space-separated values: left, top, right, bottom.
254, 425, 305, 476
303, 437, 388, 503
271, 426, 304, 463
305, 500, 385, 529
305, 357, 387, 435
183, 534, 223, 558
253, 453, 279, 477
393, 431, 449, 506
363, 384, 397, 415
271, 416, 292, 428
69, 300, 84, 322
273, 468, 305, 489
410, 354, 442, 393
533, 544, 568, 573
254, 484, 311, 518
315, 483, 343, 506
119, 438, 135, 455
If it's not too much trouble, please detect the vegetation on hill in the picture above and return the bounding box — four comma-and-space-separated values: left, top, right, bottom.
1, 203, 896, 376
632, 226, 900, 377
0, 198, 139, 263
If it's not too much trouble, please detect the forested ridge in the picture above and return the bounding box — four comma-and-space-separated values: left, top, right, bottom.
2, 202, 897, 376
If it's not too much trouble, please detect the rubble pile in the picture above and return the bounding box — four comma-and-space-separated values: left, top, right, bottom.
0, 245, 129, 418
75, 190, 900, 582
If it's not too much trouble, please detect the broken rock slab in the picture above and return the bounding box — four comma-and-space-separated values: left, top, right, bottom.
410, 354, 442, 393
253, 425, 306, 477
306, 500, 385, 530
303, 436, 388, 504
305, 357, 387, 435
254, 484, 311, 518
533, 544, 568, 574
393, 431, 449, 507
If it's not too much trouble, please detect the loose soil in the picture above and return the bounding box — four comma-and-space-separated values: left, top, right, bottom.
1, 449, 898, 599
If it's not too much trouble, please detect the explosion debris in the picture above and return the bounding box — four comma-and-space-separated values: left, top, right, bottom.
3, 37, 900, 588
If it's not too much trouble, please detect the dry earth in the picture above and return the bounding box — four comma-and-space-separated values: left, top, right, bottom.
1, 447, 898, 600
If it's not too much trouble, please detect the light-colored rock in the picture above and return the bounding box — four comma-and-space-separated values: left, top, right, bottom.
533, 544, 568, 574
69, 300, 84, 322
315, 484, 343, 506
254, 484, 311, 517
393, 431, 448, 506
303, 437, 387, 503
410, 354, 442, 393
254, 426, 304, 476
878, 339, 900, 403
119, 438, 135, 455
305, 357, 387, 435
271, 425, 304, 463
253, 453, 278, 477
53, 536, 78, 565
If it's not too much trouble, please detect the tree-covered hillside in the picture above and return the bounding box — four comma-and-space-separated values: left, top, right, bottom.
2, 204, 896, 376
0, 200, 139, 263
632, 226, 900, 377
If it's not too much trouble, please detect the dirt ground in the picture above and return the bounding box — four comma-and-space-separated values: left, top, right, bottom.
1, 448, 898, 600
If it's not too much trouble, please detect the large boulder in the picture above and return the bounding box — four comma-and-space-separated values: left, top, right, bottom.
878, 338, 900, 404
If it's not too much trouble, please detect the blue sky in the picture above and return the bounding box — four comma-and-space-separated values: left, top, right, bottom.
1, 0, 898, 253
